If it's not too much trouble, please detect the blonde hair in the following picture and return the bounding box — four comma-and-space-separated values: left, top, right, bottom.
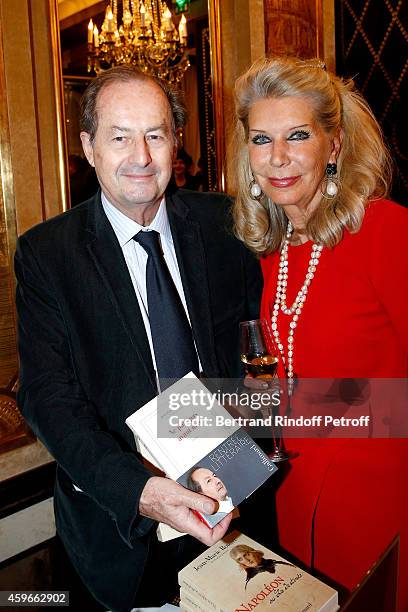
232, 56, 392, 254
230, 544, 264, 564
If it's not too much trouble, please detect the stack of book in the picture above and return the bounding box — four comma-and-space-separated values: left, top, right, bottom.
178, 532, 339, 612
126, 374, 278, 541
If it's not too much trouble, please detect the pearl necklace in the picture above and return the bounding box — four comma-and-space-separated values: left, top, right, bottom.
271, 222, 323, 389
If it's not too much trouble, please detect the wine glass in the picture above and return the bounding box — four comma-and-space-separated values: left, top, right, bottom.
239, 319, 278, 379
239, 319, 297, 463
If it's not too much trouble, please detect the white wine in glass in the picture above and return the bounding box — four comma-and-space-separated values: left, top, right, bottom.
239, 318, 297, 463
239, 319, 278, 379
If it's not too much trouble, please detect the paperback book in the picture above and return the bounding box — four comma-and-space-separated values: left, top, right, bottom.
178, 532, 339, 612
132, 432, 186, 541
179, 587, 208, 612
180, 603, 199, 612
126, 374, 277, 531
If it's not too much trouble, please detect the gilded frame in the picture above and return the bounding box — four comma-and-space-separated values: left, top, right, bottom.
50, 0, 70, 213
207, 0, 225, 192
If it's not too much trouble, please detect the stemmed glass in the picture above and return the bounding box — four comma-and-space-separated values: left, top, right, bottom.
239, 319, 297, 463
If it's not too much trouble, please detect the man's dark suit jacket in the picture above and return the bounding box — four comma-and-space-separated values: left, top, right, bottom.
14, 189, 262, 611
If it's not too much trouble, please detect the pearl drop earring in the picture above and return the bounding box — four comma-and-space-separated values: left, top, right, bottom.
321, 163, 339, 199
249, 176, 263, 200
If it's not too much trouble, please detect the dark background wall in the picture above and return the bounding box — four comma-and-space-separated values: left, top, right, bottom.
336, 0, 407, 206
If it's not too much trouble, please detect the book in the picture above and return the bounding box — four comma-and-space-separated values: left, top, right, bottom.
179, 580, 217, 611
126, 374, 277, 530
178, 531, 339, 612
131, 606, 179, 611
130, 606, 179, 611
132, 426, 187, 542
180, 586, 339, 612
135, 426, 239, 542
180, 603, 199, 612
179, 604, 196, 612
179, 587, 208, 612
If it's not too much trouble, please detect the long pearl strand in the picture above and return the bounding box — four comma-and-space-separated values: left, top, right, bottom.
271, 222, 323, 388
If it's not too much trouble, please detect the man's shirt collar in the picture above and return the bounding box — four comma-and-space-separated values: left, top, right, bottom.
101, 192, 172, 247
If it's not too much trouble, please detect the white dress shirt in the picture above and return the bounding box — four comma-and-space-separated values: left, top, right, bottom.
101, 193, 199, 385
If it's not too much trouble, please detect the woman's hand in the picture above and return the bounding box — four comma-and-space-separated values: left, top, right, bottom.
243, 374, 278, 390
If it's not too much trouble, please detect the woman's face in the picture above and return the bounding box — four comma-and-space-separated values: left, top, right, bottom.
248, 96, 341, 216
173, 158, 187, 177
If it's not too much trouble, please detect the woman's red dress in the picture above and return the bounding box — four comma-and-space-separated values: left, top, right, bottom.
260, 199, 408, 610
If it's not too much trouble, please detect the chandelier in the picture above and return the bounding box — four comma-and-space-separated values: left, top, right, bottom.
87, 1, 190, 84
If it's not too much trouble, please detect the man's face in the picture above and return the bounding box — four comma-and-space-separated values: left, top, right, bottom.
234, 551, 258, 567
81, 79, 176, 222
242, 551, 259, 567
192, 468, 228, 501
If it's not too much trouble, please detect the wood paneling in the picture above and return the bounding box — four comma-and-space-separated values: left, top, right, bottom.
264, 0, 335, 71
215, 0, 265, 193
0, 0, 68, 454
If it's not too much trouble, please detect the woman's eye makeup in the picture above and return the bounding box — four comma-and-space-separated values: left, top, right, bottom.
288, 129, 311, 140
251, 129, 311, 145
251, 134, 271, 145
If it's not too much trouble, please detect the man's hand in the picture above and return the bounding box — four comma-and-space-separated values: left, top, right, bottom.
139, 476, 232, 546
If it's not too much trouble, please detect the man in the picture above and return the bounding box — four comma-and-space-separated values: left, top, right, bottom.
15, 66, 262, 612
230, 545, 294, 589
186, 467, 235, 527
187, 467, 234, 510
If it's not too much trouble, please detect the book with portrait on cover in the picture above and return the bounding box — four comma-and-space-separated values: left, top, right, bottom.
178, 531, 339, 612
126, 374, 277, 531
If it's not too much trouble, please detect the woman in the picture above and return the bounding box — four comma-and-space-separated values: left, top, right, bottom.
230, 544, 294, 589
232, 56, 408, 609
171, 148, 199, 190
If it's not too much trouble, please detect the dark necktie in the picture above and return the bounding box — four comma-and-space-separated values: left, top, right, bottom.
133, 230, 199, 383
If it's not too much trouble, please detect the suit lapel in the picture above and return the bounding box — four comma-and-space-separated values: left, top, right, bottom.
85, 195, 157, 390
166, 192, 219, 377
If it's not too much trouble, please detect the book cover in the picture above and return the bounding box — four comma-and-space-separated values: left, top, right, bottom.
175, 429, 276, 528
178, 532, 338, 612
126, 374, 277, 529
134, 435, 239, 541
126, 374, 239, 480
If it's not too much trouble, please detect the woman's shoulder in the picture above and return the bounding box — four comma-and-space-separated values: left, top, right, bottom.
364, 198, 408, 224
354, 198, 408, 244
356, 198, 408, 259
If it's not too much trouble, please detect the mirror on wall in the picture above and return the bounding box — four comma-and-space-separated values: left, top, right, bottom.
58, 0, 222, 205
